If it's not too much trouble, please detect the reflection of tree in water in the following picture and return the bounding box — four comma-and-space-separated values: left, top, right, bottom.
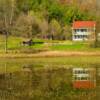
0, 64, 33, 100
0, 64, 99, 100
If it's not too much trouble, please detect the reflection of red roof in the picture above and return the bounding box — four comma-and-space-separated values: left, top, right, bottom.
73, 21, 96, 29
73, 81, 96, 89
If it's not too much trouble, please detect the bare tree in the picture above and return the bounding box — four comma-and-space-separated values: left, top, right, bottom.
13, 13, 34, 38
0, 0, 16, 53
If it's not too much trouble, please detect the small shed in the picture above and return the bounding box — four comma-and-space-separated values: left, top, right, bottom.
72, 68, 96, 89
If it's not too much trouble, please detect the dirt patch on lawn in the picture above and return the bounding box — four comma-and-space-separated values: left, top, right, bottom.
35, 51, 100, 57
1, 51, 100, 58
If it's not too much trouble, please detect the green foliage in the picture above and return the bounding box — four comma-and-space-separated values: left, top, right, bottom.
49, 19, 62, 40
48, 2, 64, 22
16, 0, 33, 13
0, 0, 98, 41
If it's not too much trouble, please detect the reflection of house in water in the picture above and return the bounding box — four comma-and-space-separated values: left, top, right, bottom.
73, 68, 96, 89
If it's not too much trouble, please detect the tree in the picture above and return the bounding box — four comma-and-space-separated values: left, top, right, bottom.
0, 0, 17, 53
49, 19, 62, 40
48, 2, 64, 22
12, 13, 33, 38
62, 25, 72, 40
39, 18, 49, 39
16, 0, 34, 14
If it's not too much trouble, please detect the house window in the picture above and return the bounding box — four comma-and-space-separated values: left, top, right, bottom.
74, 29, 77, 32
77, 29, 80, 32
74, 29, 79, 33
74, 29, 80, 32
80, 29, 87, 32
74, 35, 78, 39
74, 29, 88, 32
77, 35, 81, 38
74, 35, 89, 39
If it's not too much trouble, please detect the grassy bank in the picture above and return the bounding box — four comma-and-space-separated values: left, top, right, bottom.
0, 56, 99, 74
1, 56, 100, 65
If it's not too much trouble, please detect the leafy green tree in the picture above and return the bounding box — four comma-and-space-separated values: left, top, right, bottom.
62, 25, 72, 40
49, 19, 62, 40
48, 2, 64, 22
29, 11, 48, 38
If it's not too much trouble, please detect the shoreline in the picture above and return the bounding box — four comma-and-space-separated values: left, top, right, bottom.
0, 51, 100, 58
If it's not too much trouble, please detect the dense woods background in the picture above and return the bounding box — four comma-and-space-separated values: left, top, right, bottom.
0, 0, 99, 40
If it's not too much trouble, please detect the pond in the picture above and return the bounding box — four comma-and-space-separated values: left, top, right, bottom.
0, 57, 100, 100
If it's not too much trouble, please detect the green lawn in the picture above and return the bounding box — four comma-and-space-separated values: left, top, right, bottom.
51, 43, 85, 50
0, 35, 100, 53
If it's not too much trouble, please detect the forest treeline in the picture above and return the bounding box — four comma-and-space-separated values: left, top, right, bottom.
0, 0, 99, 40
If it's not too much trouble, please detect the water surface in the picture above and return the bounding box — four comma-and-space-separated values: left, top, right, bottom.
0, 57, 99, 100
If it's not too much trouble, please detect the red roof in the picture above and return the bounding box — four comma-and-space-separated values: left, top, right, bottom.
73, 21, 96, 29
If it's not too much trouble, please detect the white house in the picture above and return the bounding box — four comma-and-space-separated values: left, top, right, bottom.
72, 21, 96, 41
